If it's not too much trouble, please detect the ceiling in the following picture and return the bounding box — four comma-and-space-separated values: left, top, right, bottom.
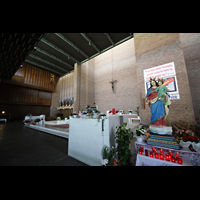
0, 33, 134, 79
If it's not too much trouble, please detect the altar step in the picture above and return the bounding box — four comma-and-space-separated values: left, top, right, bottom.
27, 124, 69, 139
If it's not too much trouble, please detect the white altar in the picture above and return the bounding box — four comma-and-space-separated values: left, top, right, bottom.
68, 114, 140, 166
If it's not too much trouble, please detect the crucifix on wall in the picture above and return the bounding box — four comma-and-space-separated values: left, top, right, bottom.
109, 50, 118, 92
109, 80, 118, 92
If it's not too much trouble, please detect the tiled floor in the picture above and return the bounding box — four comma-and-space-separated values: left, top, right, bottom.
0, 120, 87, 166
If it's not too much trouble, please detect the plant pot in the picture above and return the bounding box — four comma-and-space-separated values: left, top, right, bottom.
136, 135, 144, 143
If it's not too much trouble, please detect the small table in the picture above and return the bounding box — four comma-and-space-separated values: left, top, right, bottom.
136, 153, 192, 166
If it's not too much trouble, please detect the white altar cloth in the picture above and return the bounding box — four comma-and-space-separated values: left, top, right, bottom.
136, 153, 192, 166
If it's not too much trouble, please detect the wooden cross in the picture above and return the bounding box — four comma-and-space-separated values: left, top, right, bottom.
109, 80, 118, 92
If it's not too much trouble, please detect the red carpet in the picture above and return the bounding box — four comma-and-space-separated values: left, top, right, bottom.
53, 124, 69, 128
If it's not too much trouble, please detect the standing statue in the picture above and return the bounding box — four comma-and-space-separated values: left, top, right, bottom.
145, 77, 171, 127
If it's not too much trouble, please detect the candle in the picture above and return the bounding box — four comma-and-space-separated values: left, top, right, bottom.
168, 151, 173, 156
178, 156, 182, 164
140, 146, 144, 152
171, 155, 176, 162
145, 149, 148, 156
165, 154, 170, 161
139, 148, 142, 155
155, 152, 159, 159
152, 147, 156, 153
150, 151, 153, 157
160, 148, 163, 153
176, 152, 179, 158
160, 153, 164, 160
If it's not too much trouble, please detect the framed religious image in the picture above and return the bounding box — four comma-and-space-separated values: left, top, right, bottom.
163, 76, 177, 92
143, 62, 180, 99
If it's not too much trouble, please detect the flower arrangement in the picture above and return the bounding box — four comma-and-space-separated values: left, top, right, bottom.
174, 129, 199, 143
182, 135, 199, 143
23, 119, 32, 124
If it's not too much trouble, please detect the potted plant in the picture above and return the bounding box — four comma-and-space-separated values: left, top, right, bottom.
128, 110, 132, 114
72, 113, 78, 118
101, 145, 117, 166
135, 106, 140, 117
136, 127, 146, 142
115, 121, 133, 166
64, 115, 69, 121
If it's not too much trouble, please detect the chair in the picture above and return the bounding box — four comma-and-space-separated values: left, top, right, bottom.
166, 120, 171, 126
176, 120, 190, 130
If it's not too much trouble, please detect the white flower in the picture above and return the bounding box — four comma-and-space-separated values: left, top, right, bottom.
102, 159, 108, 166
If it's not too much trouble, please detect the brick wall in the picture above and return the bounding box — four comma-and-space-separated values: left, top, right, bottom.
134, 33, 195, 125
93, 38, 139, 114
51, 33, 197, 126
180, 33, 200, 120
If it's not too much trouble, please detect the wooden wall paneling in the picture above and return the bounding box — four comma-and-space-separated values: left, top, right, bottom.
36, 67, 39, 87
23, 63, 27, 85
41, 70, 43, 88
38, 68, 41, 88
22, 87, 26, 103
19, 86, 23, 103
44, 71, 47, 89
26, 65, 30, 85
31, 65, 34, 86
32, 66, 35, 86
46, 71, 49, 89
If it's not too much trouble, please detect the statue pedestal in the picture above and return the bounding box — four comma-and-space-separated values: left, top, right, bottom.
147, 125, 180, 150
149, 125, 172, 135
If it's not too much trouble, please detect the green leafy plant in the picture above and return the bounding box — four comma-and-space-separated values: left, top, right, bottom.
64, 115, 69, 119
101, 145, 116, 166
136, 127, 146, 136
135, 106, 140, 116
115, 121, 133, 166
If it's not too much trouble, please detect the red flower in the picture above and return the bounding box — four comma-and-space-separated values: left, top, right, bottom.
182, 135, 188, 140
188, 135, 194, 141
113, 159, 116, 164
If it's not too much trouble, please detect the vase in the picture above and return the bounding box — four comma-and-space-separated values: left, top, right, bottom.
193, 143, 200, 152
179, 140, 192, 149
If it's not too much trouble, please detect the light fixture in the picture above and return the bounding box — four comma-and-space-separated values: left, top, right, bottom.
2, 111, 5, 114
89, 41, 91, 45
20, 65, 23, 68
